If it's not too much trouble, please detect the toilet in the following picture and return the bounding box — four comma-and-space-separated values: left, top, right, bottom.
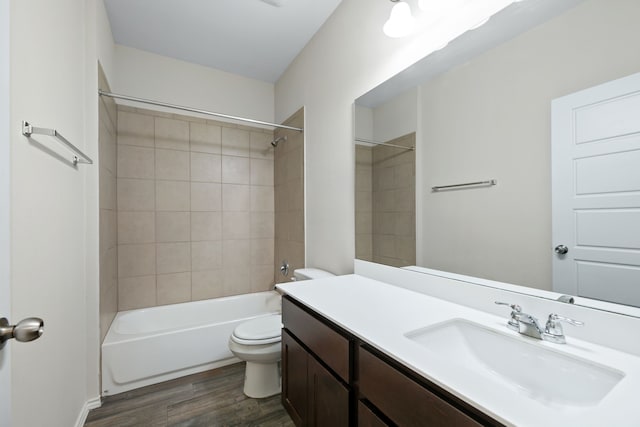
228, 268, 335, 398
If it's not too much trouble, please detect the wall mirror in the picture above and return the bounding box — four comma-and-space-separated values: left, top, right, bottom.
354, 0, 640, 317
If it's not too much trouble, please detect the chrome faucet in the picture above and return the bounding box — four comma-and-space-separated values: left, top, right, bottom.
495, 301, 584, 344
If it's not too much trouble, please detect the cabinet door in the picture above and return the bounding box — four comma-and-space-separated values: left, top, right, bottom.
283, 330, 308, 426
358, 401, 389, 427
307, 355, 350, 427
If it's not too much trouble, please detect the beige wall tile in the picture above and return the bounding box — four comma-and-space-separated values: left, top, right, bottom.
287, 180, 304, 212
118, 244, 156, 277
355, 167, 372, 192
118, 179, 155, 211
190, 122, 221, 154
222, 184, 250, 211
157, 272, 191, 305
222, 266, 251, 296
117, 145, 155, 179
190, 182, 222, 211
251, 239, 274, 266
250, 265, 274, 293
355, 212, 373, 236
221, 156, 250, 184
100, 167, 117, 211
99, 119, 117, 175
251, 186, 274, 212
288, 212, 304, 243
118, 211, 155, 244
100, 210, 117, 252
156, 242, 190, 274
394, 188, 414, 212
355, 188, 372, 212
395, 236, 416, 264
222, 239, 251, 266
155, 149, 190, 181
250, 132, 274, 159
191, 241, 222, 271
118, 275, 156, 310
190, 211, 222, 241
251, 212, 274, 239
394, 212, 415, 237
190, 152, 221, 182
192, 269, 224, 300
155, 117, 189, 151
156, 180, 190, 211
222, 212, 250, 239
156, 211, 190, 242
118, 111, 154, 148
222, 127, 250, 157
250, 158, 273, 186
286, 148, 303, 182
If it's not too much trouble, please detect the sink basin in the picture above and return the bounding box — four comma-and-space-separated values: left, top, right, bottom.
405, 319, 624, 407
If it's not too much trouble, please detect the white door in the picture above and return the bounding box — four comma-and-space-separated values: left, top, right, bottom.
552, 72, 640, 307
0, 0, 11, 424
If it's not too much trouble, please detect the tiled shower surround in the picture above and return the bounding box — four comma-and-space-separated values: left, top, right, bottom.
115, 106, 276, 310
355, 133, 415, 267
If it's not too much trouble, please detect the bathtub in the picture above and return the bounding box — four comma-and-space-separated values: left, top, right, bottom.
101, 291, 282, 396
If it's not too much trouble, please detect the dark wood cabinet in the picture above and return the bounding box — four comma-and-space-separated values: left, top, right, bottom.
282, 297, 350, 427
307, 354, 350, 426
282, 329, 308, 426
281, 295, 503, 427
359, 347, 483, 427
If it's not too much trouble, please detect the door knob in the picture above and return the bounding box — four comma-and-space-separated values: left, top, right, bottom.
0, 317, 44, 350
554, 245, 569, 255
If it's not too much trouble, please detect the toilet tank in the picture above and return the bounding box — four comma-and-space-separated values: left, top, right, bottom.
293, 268, 335, 281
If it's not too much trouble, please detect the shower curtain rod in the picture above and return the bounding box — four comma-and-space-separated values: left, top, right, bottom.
355, 137, 415, 151
98, 90, 304, 132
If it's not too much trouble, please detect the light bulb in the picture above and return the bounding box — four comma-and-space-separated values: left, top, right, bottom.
383, 2, 415, 38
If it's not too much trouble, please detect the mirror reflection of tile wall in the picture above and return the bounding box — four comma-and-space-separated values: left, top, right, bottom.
355, 133, 416, 267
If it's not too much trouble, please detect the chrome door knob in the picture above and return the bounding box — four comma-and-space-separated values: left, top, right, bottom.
0, 317, 44, 350
554, 245, 569, 255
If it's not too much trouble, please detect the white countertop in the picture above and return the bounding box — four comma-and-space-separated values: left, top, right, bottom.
277, 274, 640, 427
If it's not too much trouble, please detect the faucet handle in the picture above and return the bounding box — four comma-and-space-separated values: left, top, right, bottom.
547, 313, 584, 328
494, 301, 521, 331
494, 301, 521, 312
544, 314, 584, 344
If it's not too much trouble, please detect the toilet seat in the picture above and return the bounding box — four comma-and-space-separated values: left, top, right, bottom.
231, 314, 282, 345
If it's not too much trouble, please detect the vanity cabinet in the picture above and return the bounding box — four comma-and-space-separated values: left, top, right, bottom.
281, 296, 502, 427
282, 296, 351, 426
358, 346, 486, 427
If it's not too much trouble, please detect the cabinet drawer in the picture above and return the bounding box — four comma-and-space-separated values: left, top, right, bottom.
359, 347, 483, 427
283, 296, 350, 382
358, 401, 389, 427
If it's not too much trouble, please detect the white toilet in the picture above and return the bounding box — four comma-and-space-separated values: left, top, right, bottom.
228, 268, 335, 398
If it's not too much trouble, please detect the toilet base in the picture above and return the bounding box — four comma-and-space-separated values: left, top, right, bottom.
243, 360, 281, 398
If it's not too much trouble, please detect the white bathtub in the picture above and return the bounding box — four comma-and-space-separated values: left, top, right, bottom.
101, 291, 282, 396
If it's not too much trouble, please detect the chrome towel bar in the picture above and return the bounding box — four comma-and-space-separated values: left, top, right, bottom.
22, 121, 93, 165
432, 179, 497, 191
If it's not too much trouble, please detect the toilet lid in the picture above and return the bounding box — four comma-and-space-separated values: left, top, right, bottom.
233, 314, 282, 341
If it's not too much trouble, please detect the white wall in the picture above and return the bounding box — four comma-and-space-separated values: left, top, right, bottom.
9, 0, 100, 424
418, 0, 640, 290
275, 0, 514, 274
373, 88, 417, 143
97, 0, 116, 85
113, 45, 275, 124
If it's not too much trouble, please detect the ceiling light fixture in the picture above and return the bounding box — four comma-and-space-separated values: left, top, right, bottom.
383, 0, 416, 38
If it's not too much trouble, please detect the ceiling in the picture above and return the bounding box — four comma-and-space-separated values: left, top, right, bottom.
103, 0, 343, 83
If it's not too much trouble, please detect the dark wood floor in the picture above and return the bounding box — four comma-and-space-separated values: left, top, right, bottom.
85, 363, 294, 427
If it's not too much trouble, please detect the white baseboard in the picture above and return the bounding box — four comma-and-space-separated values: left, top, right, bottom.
74, 396, 101, 427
